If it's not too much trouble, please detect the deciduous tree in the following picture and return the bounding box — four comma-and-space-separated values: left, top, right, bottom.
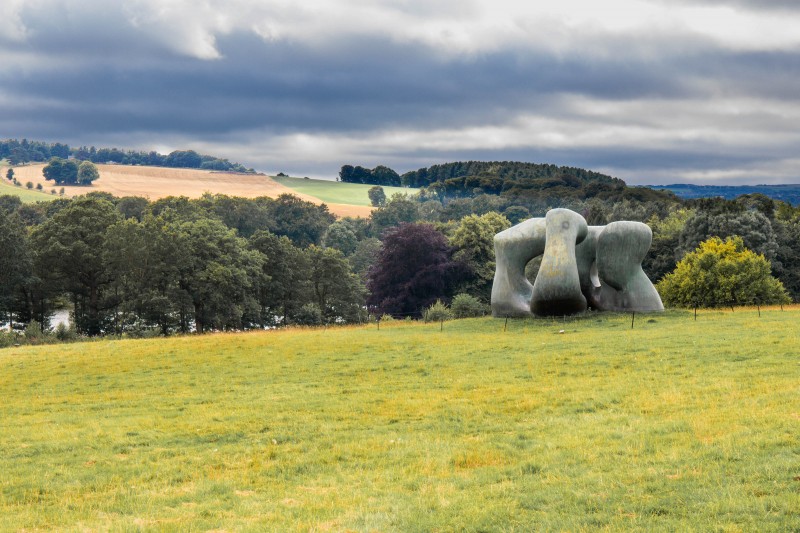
367, 223, 469, 317
77, 160, 100, 185
449, 212, 511, 298
31, 196, 122, 334
657, 236, 790, 308
368, 186, 386, 207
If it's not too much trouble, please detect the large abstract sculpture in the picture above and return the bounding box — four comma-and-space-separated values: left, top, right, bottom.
491, 209, 663, 317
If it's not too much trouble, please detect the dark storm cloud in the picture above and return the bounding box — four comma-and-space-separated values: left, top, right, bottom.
2, 31, 698, 137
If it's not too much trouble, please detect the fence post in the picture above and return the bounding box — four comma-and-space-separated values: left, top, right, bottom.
377, 317, 380, 330
440, 319, 444, 332
631, 312, 635, 329
504, 316, 508, 332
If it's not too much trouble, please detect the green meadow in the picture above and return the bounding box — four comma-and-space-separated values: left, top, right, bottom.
0, 161, 55, 203
2, 309, 799, 531
272, 175, 417, 206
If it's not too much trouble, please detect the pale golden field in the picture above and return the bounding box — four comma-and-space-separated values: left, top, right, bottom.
10, 164, 374, 218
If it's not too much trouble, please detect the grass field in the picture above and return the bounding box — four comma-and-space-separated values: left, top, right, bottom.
272, 175, 418, 207
0, 174, 56, 202
2, 309, 799, 531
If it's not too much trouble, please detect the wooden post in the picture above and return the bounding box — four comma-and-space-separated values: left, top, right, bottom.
504, 316, 508, 332
440, 319, 444, 332
631, 312, 635, 329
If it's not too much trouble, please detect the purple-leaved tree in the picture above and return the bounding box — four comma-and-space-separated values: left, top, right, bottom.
367, 223, 470, 318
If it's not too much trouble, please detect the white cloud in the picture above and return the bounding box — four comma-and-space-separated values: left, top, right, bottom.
0, 0, 28, 42
113, 0, 800, 59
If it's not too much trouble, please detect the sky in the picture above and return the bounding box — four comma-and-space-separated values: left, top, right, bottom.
1, 0, 799, 185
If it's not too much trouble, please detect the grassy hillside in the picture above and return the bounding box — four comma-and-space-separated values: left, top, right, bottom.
2, 310, 799, 530
0, 175, 56, 203
272, 175, 417, 207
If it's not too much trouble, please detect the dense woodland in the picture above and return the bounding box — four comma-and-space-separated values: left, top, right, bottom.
2, 144, 800, 339
2, 182, 799, 340
341, 161, 673, 205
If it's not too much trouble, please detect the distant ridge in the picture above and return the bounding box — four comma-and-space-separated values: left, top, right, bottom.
645, 183, 800, 206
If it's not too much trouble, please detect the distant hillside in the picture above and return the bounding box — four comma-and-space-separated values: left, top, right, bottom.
646, 184, 800, 206
341, 161, 676, 203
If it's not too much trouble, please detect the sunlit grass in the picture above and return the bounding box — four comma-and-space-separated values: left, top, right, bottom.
1, 309, 799, 530
0, 164, 56, 203
271, 175, 417, 206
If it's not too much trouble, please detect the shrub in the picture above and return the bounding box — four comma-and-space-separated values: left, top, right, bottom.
25, 181, 33, 189
24, 320, 47, 343
55, 322, 78, 342
425, 300, 453, 322
295, 303, 323, 326
379, 313, 395, 322
0, 331, 22, 348
36, 183, 43, 190
451, 293, 486, 318
657, 236, 791, 308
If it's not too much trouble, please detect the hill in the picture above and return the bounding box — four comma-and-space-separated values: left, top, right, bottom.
7, 164, 374, 217
646, 183, 800, 206
2, 310, 798, 530
341, 161, 677, 204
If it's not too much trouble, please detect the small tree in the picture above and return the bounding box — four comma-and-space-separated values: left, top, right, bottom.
5, 168, 13, 181
368, 186, 386, 207
424, 300, 452, 322
77, 160, 100, 185
25, 181, 33, 189
657, 236, 790, 308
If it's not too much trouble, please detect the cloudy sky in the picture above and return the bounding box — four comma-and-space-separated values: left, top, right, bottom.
1, 1, 799, 184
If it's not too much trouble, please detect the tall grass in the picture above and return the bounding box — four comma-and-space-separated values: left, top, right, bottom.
1, 309, 798, 530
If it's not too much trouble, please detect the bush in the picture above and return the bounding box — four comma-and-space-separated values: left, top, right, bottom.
424, 300, 453, 322
55, 322, 78, 342
25, 181, 33, 189
379, 313, 395, 322
657, 236, 791, 308
295, 303, 323, 326
0, 331, 22, 348
451, 293, 486, 318
36, 183, 43, 190
24, 320, 48, 343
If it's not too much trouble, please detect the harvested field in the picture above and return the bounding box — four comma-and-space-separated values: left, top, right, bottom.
9, 164, 374, 218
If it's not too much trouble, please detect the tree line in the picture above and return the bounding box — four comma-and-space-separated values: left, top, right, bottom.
340, 160, 676, 205
0, 138, 253, 173
3, 177, 800, 341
